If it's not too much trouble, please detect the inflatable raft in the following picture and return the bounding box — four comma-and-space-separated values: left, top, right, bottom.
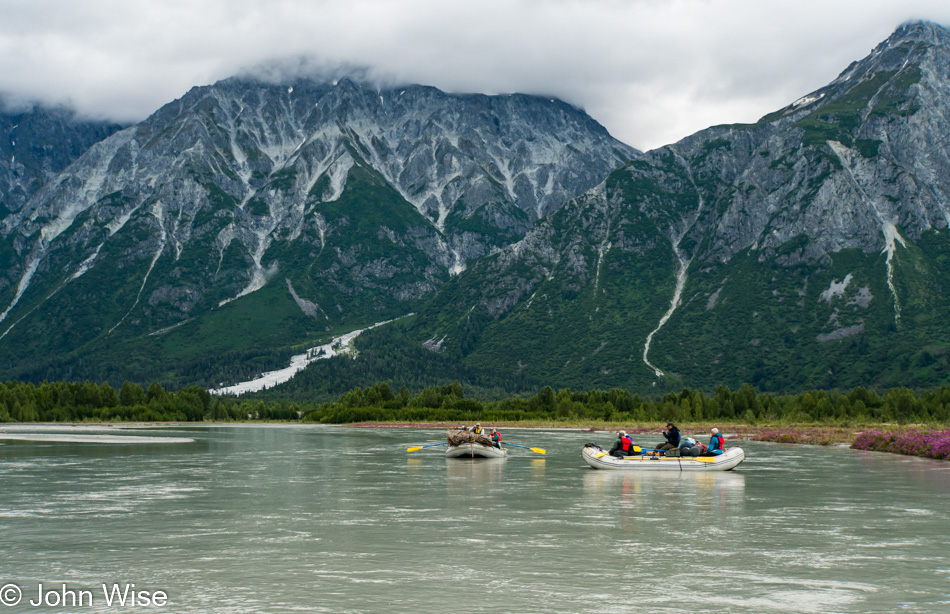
582, 442, 745, 471
445, 429, 507, 458
445, 442, 508, 458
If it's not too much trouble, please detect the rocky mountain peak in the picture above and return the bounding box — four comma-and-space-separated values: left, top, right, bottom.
884, 19, 949, 46
0, 76, 635, 386
0, 104, 123, 218
395, 22, 950, 395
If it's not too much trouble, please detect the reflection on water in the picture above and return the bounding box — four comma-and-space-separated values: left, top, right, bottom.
583, 466, 746, 493
445, 456, 507, 485
0, 426, 948, 613
529, 457, 546, 478
583, 469, 746, 518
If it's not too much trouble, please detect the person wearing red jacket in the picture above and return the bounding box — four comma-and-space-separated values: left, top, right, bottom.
609, 431, 636, 457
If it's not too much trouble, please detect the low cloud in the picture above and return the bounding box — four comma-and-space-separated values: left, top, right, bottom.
1, 0, 948, 150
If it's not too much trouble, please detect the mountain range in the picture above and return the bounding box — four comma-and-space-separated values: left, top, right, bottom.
1, 105, 122, 217
389, 20, 950, 395
0, 78, 635, 386
1, 21, 948, 396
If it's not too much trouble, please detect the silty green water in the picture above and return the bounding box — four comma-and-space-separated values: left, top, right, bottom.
0, 425, 948, 613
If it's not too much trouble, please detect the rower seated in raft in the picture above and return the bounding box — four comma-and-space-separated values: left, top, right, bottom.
609, 431, 642, 457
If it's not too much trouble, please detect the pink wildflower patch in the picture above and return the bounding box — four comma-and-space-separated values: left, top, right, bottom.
851, 429, 950, 461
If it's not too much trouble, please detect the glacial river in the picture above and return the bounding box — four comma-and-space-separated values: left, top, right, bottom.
0, 425, 948, 613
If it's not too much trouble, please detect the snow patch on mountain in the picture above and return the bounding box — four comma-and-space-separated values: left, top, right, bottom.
792, 93, 825, 108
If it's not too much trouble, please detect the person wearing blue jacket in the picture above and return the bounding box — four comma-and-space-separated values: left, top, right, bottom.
702, 427, 726, 455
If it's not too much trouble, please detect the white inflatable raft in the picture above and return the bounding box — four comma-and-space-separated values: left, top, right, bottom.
445, 442, 508, 458
582, 443, 744, 471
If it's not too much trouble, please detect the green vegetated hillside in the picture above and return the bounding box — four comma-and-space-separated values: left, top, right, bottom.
277, 22, 950, 398
413, 168, 687, 392
0, 77, 634, 387
289, 162, 450, 321
0, 162, 450, 388
287, 219, 950, 400
651, 232, 950, 392
3, 23, 949, 399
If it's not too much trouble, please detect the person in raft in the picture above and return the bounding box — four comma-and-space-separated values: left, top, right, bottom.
656, 422, 681, 453
699, 427, 726, 456
609, 431, 637, 458
472, 423, 483, 435
490, 428, 501, 448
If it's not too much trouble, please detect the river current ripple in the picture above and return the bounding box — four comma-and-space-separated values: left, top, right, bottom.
1, 425, 948, 613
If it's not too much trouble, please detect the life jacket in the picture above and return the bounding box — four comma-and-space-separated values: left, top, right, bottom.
491, 432, 500, 443
621, 436, 633, 452
710, 433, 725, 452
473, 425, 482, 434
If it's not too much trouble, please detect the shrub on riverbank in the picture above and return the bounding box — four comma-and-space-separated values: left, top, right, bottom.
732, 426, 858, 445
851, 429, 950, 460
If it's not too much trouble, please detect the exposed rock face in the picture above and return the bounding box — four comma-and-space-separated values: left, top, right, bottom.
0, 104, 122, 217
6, 22, 948, 394
407, 21, 950, 393
0, 77, 635, 384
677, 21, 950, 265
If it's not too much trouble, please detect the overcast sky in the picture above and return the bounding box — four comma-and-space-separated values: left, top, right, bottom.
1, 0, 948, 151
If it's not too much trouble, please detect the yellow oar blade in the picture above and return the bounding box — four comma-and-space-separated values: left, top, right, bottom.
406, 446, 423, 452
593, 452, 608, 458
530, 448, 546, 454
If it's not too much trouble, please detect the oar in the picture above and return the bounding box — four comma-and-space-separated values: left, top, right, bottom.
406, 442, 448, 452
505, 443, 546, 454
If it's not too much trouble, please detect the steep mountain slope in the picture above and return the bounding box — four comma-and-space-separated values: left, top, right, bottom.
339, 21, 950, 395
0, 78, 636, 385
0, 104, 122, 217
